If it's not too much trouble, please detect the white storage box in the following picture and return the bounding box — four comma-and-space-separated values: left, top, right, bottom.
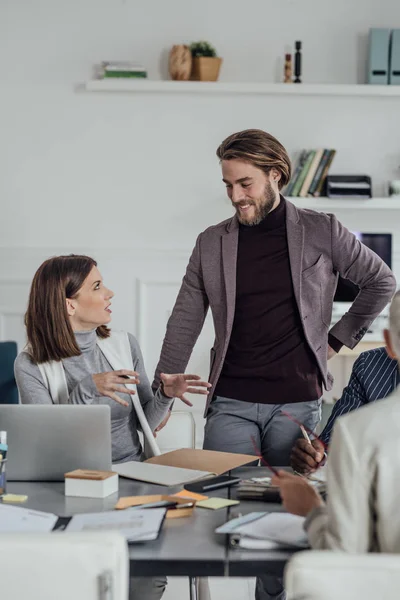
65, 469, 118, 498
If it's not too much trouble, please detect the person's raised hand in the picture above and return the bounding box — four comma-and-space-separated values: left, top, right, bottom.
92, 369, 139, 407
160, 373, 211, 407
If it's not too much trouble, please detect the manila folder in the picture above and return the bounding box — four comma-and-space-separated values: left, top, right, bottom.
145, 448, 257, 475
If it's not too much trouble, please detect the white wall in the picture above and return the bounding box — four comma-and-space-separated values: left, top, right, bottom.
1, 0, 400, 444
2, 0, 400, 249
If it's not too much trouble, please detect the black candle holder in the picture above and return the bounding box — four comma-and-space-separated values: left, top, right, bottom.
294, 40, 302, 83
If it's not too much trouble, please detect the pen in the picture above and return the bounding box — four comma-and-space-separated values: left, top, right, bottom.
171, 502, 194, 510
131, 500, 194, 510
300, 425, 311, 444
281, 411, 328, 451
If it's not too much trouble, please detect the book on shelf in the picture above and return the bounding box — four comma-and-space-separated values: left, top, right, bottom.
101, 61, 148, 79
291, 150, 315, 197
104, 71, 147, 78
299, 148, 324, 197
286, 148, 336, 197
308, 149, 331, 196
284, 150, 308, 197
313, 150, 336, 196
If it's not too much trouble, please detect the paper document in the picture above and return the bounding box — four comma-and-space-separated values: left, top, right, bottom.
0, 504, 58, 532
216, 511, 308, 549
113, 461, 213, 486
66, 507, 166, 542
196, 498, 240, 510
238, 537, 284, 550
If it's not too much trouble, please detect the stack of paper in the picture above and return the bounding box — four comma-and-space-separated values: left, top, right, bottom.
216, 512, 309, 550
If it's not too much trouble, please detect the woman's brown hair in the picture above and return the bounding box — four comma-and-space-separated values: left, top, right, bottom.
216, 129, 291, 190
25, 255, 110, 364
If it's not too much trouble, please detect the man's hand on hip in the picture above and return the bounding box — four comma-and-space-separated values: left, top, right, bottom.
327, 344, 337, 360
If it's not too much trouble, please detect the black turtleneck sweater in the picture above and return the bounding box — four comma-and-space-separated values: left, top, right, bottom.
215, 198, 323, 404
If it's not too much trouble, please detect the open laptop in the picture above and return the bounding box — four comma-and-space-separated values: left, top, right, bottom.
0, 405, 112, 481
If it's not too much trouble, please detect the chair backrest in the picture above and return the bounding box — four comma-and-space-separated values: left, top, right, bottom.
0, 531, 129, 600
156, 410, 196, 453
285, 550, 400, 600
0, 341, 19, 404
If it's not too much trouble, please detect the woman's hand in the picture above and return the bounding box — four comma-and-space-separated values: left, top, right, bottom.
271, 470, 324, 517
160, 373, 211, 407
92, 370, 140, 407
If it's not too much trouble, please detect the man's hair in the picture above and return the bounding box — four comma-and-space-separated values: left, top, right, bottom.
25, 254, 110, 364
389, 290, 400, 359
216, 129, 291, 190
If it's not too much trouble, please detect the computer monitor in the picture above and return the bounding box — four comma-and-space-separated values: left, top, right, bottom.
334, 233, 392, 302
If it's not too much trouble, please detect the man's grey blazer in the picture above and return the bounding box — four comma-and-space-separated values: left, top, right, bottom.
154, 200, 396, 415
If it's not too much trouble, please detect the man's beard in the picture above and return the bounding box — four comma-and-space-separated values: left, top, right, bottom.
233, 182, 277, 226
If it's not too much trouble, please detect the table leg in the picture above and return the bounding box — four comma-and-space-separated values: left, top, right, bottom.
189, 576, 198, 600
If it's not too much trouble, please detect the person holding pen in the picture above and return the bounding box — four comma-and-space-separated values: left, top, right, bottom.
273, 291, 400, 553
290, 346, 399, 474
14, 254, 210, 600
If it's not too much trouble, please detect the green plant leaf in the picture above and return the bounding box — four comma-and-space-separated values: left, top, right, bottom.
189, 40, 217, 57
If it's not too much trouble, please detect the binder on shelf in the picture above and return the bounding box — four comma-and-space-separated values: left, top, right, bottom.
389, 29, 400, 85
326, 175, 372, 199
367, 28, 390, 85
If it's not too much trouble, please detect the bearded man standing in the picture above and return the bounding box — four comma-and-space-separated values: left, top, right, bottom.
153, 129, 395, 599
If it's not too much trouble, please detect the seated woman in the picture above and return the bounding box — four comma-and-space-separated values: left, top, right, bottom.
14, 254, 210, 600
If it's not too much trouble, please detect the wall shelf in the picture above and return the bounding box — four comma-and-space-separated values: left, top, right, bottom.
84, 80, 400, 97
287, 197, 400, 210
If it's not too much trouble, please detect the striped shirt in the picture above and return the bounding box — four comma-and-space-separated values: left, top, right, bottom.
320, 347, 399, 445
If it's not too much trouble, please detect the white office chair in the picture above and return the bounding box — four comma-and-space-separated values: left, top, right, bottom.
285, 550, 400, 600
155, 410, 196, 452
0, 531, 129, 600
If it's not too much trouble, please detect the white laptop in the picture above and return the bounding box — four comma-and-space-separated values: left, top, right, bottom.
0, 405, 112, 481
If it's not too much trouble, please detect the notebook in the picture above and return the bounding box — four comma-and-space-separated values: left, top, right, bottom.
216, 511, 309, 550
66, 507, 166, 542
113, 449, 257, 486
0, 504, 166, 543
112, 461, 214, 487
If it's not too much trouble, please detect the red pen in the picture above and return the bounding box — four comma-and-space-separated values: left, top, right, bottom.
250, 435, 280, 477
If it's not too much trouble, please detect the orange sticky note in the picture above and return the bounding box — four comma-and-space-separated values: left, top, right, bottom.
173, 489, 208, 501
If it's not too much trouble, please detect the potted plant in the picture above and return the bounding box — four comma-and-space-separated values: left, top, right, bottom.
190, 41, 222, 82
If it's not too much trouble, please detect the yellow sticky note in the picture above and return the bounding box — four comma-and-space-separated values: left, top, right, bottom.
196, 497, 240, 510
173, 490, 208, 501
1, 494, 28, 503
